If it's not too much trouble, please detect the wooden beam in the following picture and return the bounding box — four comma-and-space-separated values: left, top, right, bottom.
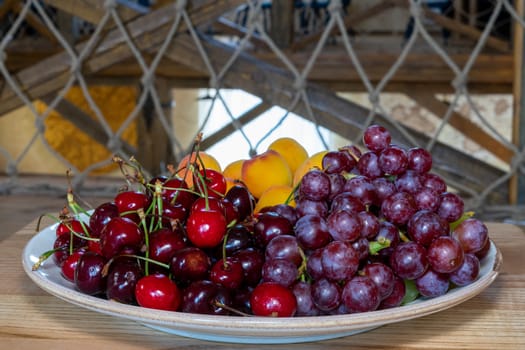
40, 0, 139, 26
200, 101, 272, 149
213, 17, 268, 50
40, 95, 136, 156
291, 0, 401, 51
421, 5, 510, 52
407, 91, 514, 164
0, 0, 243, 117
0, 0, 16, 21
85, 0, 243, 74
11, 2, 58, 44
162, 35, 508, 203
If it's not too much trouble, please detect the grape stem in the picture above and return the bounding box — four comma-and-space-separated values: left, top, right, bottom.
369, 238, 391, 255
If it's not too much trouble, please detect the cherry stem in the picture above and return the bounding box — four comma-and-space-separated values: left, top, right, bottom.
32, 247, 63, 271
177, 133, 203, 188
285, 181, 300, 205
191, 163, 211, 210
213, 301, 253, 317
149, 180, 164, 233
66, 191, 92, 238
102, 254, 170, 278
137, 208, 150, 276
36, 213, 62, 232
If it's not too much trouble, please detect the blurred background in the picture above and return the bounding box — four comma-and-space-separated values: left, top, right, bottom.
0, 0, 524, 234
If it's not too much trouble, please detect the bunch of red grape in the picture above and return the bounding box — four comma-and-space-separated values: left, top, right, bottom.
37, 125, 491, 318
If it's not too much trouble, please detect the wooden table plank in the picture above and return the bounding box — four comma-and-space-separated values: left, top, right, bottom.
0, 220, 524, 349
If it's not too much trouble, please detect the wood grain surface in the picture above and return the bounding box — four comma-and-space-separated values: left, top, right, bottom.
1, 219, 524, 349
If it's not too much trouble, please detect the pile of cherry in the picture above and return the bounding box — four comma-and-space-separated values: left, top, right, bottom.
37, 124, 491, 317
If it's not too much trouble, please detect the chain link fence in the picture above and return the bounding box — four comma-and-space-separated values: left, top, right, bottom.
0, 0, 524, 223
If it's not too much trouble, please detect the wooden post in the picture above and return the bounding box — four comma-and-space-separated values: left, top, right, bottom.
511, 0, 525, 204
136, 78, 174, 175
270, 1, 294, 48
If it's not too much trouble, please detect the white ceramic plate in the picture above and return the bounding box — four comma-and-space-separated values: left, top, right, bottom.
22, 221, 502, 344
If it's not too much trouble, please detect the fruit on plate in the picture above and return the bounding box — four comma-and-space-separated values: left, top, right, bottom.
34, 127, 493, 318
241, 149, 292, 199
176, 150, 222, 188
253, 185, 295, 214
293, 150, 328, 186
267, 137, 309, 174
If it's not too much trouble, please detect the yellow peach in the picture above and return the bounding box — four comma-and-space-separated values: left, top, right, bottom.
241, 150, 292, 199
223, 159, 245, 191
176, 151, 222, 188
267, 137, 309, 174
293, 150, 328, 186
254, 185, 295, 214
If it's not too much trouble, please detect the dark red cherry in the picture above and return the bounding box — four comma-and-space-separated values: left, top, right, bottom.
170, 247, 211, 283
232, 248, 264, 287
74, 251, 107, 296
253, 211, 294, 247
210, 258, 244, 290
160, 202, 188, 226
99, 216, 144, 259
181, 280, 232, 315
224, 184, 255, 221
161, 177, 195, 210
89, 202, 118, 238
148, 227, 186, 264
106, 257, 144, 304
220, 198, 240, 225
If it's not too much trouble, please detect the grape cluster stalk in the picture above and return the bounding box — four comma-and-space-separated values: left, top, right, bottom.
35, 125, 491, 317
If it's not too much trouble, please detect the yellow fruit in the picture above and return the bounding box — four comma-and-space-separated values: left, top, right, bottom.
267, 137, 309, 174
293, 150, 328, 186
254, 185, 295, 214
223, 159, 245, 192
176, 151, 222, 188
241, 150, 293, 199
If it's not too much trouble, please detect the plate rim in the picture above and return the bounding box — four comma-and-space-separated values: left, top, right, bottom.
21, 221, 502, 340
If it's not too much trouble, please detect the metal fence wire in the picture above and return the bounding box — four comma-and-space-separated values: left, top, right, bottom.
0, 0, 524, 224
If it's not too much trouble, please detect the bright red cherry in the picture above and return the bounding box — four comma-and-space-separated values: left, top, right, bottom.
250, 282, 297, 317
135, 274, 181, 311
186, 210, 227, 248
194, 168, 227, 198
52, 231, 86, 267
56, 219, 89, 238
114, 190, 150, 223
86, 239, 101, 254
191, 196, 223, 213
61, 249, 86, 282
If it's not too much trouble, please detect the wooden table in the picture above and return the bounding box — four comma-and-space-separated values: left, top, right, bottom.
1, 220, 524, 350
